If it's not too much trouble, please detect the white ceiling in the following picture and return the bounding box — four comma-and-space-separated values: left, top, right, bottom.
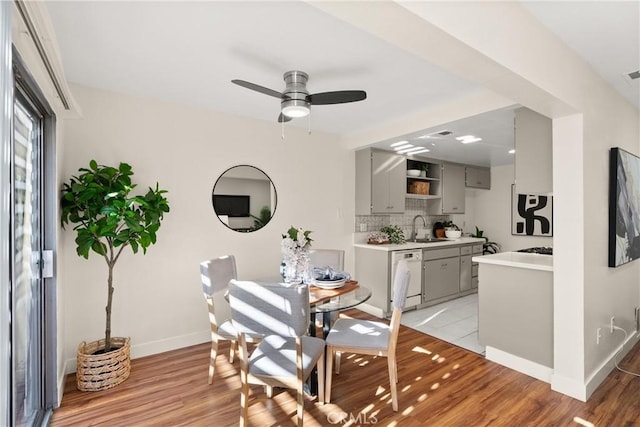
45, 1, 639, 167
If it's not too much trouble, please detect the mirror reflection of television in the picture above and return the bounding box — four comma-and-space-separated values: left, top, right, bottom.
213, 194, 250, 217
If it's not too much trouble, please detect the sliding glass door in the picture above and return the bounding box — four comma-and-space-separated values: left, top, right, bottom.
9, 55, 57, 427
12, 76, 46, 427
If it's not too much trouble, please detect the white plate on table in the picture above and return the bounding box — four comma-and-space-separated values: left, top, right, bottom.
313, 278, 347, 289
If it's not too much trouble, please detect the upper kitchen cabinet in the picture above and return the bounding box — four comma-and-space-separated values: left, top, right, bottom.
356, 148, 405, 214
465, 166, 491, 189
441, 163, 466, 213
515, 107, 552, 194
428, 162, 465, 214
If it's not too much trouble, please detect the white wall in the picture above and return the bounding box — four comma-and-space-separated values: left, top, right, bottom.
59, 84, 355, 370
472, 165, 552, 251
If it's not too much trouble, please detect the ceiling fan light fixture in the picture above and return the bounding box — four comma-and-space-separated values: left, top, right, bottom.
281, 99, 310, 118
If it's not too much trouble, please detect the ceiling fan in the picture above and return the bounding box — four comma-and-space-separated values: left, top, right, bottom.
231, 70, 367, 123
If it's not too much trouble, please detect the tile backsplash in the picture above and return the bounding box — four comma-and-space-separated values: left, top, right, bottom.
354, 198, 449, 238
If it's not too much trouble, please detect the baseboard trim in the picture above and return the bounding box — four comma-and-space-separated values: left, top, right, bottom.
64, 331, 210, 375
485, 346, 553, 383
584, 328, 639, 399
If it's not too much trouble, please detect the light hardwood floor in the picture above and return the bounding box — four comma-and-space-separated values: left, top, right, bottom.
50, 309, 640, 426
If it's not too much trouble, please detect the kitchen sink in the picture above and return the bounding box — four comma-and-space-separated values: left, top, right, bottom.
411, 238, 449, 243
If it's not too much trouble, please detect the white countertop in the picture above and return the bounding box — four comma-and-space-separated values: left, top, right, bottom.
472, 251, 553, 271
354, 237, 485, 251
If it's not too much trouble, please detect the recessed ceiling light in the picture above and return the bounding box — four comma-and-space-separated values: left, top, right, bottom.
456, 135, 482, 144
390, 140, 409, 147
401, 146, 429, 154
508, 149, 516, 154
393, 144, 413, 151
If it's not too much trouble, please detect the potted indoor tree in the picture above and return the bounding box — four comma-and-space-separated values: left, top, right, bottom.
61, 160, 170, 391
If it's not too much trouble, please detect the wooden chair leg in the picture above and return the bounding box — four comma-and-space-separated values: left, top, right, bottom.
388, 355, 398, 411
325, 347, 334, 403
296, 379, 304, 427
229, 340, 237, 363
208, 339, 218, 385
335, 351, 341, 374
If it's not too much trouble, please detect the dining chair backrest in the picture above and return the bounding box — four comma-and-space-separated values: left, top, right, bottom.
309, 249, 345, 271
228, 280, 310, 339
200, 255, 237, 296
200, 255, 237, 324
392, 259, 411, 310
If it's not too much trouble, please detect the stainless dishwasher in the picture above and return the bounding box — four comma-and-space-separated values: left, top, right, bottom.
391, 249, 423, 309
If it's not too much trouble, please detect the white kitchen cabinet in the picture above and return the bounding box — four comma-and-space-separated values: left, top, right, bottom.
355, 148, 405, 214
465, 166, 491, 189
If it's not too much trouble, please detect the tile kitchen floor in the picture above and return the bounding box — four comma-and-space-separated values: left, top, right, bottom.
401, 293, 485, 355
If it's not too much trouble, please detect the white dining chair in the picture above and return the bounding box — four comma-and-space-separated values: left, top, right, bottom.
228, 280, 325, 427
324, 259, 411, 411
200, 255, 239, 385
309, 249, 345, 271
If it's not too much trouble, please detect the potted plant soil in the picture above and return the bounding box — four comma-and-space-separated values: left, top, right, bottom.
61, 160, 170, 391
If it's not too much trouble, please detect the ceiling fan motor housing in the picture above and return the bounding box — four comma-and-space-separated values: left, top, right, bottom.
281, 70, 311, 117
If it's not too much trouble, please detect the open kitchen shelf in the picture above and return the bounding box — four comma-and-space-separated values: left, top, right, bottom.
406, 158, 441, 198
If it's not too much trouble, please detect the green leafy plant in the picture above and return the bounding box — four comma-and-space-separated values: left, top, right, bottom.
380, 225, 406, 244
61, 160, 170, 352
442, 220, 460, 230
472, 226, 501, 255
251, 206, 272, 231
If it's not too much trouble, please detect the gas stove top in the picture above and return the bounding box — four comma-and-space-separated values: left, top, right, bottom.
516, 247, 553, 255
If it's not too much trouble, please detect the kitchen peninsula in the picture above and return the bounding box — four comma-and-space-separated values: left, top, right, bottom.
473, 251, 554, 382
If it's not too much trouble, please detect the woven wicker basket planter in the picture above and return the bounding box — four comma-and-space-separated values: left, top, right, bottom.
76, 337, 131, 392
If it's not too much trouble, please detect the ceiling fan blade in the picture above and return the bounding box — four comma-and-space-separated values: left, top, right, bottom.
231, 79, 283, 99
277, 113, 292, 123
308, 90, 367, 105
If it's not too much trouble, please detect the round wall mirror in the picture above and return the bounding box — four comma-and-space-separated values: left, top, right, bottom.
212, 165, 277, 232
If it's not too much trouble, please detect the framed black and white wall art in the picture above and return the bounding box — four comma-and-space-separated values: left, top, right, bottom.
608, 147, 640, 267
511, 185, 553, 237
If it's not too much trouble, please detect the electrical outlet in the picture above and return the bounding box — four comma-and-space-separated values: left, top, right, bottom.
610, 316, 615, 333
359, 223, 367, 232
596, 327, 602, 344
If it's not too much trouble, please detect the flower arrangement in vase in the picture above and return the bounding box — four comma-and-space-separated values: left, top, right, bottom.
281, 226, 313, 284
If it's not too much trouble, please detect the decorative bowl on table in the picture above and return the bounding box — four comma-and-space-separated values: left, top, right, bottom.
313, 267, 349, 289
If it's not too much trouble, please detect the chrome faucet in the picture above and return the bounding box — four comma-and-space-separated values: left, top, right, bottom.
411, 215, 427, 242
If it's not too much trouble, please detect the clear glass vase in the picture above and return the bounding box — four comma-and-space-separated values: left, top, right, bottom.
283, 250, 309, 284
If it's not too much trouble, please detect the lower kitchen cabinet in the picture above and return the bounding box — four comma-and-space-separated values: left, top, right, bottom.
354, 239, 484, 317
423, 243, 482, 306
471, 244, 482, 289
424, 255, 460, 301
460, 254, 472, 292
